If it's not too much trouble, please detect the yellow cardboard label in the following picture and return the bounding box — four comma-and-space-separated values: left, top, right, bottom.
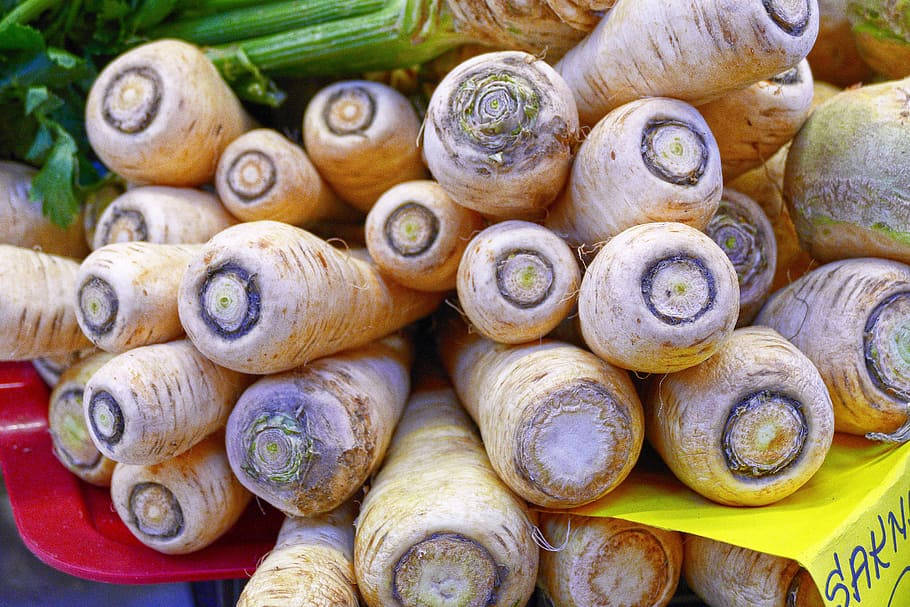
571, 435, 910, 607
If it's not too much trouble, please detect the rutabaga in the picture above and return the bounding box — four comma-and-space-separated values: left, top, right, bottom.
544, 98, 722, 251
646, 327, 835, 506
355, 379, 538, 607
226, 337, 411, 517
755, 258, 910, 441
578, 223, 739, 374
177, 221, 441, 374
423, 51, 579, 218
847, 0, 910, 78
457, 221, 580, 344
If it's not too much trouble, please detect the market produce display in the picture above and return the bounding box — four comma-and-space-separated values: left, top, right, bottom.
1, 0, 909, 605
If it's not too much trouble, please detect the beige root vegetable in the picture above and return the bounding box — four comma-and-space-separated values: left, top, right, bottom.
784, 77, 910, 264
457, 221, 580, 344
83, 182, 125, 252
237, 503, 359, 607
438, 318, 644, 508
537, 514, 683, 607
755, 258, 910, 440
303, 80, 426, 211
0, 245, 92, 360
92, 186, 237, 249
0, 161, 88, 258
685, 536, 824, 607
544, 98, 722, 250
808, 0, 872, 85
705, 189, 777, 326
544, 0, 614, 31
32, 347, 97, 387
556, 0, 820, 126
214, 128, 350, 225
76, 243, 200, 353
422, 51, 579, 218
85, 39, 252, 186
178, 221, 441, 374
365, 180, 484, 292
226, 336, 411, 517
699, 60, 815, 181
847, 0, 910, 79
646, 327, 835, 506
84, 340, 250, 465
355, 377, 539, 607
579, 223, 739, 374
48, 352, 117, 486
110, 433, 251, 555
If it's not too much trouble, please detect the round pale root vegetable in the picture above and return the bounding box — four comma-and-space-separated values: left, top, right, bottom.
705, 189, 777, 327
422, 51, 579, 218
579, 223, 739, 374
215, 128, 351, 225
646, 327, 835, 506
555, 0, 820, 126
438, 318, 644, 508
365, 180, 484, 292
110, 433, 251, 555
699, 60, 815, 181
784, 77, 910, 264
178, 221, 442, 374
226, 336, 411, 517
0, 161, 88, 258
537, 514, 683, 607
32, 347, 97, 387
756, 258, 910, 440
544, 97, 722, 250
457, 220, 580, 344
76, 243, 201, 353
92, 186, 237, 249
237, 502, 359, 607
303, 80, 426, 211
847, 0, 910, 79
85, 39, 253, 186
48, 352, 117, 486
84, 340, 250, 465
355, 378, 539, 607
0, 245, 92, 360
685, 536, 824, 607
808, 0, 872, 85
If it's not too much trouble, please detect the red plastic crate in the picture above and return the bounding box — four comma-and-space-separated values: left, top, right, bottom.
0, 361, 283, 584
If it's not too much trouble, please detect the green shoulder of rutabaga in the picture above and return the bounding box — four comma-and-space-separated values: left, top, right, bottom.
847, 0, 910, 77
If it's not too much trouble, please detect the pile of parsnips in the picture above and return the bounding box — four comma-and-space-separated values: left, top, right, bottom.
2, 0, 909, 606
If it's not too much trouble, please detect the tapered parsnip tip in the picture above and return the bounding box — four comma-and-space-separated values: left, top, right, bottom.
722, 391, 808, 478
766, 0, 814, 35
323, 85, 376, 135
87, 390, 125, 450
198, 263, 261, 339
582, 529, 679, 605
129, 481, 185, 540
224, 149, 276, 201
101, 66, 163, 135
384, 203, 440, 257
77, 277, 118, 336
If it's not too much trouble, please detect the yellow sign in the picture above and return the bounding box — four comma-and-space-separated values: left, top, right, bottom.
570, 434, 910, 607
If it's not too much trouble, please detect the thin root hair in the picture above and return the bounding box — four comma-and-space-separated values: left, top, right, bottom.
527, 516, 572, 553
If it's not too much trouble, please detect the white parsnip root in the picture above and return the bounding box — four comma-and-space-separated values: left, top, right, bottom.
355, 377, 539, 607
544, 98, 722, 250
226, 336, 411, 517
646, 327, 835, 506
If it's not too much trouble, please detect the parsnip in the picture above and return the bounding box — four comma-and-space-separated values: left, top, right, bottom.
544, 0, 614, 31
178, 221, 441, 374
579, 223, 739, 374
82, 181, 124, 253
85, 39, 253, 186
226, 337, 411, 517
84, 340, 250, 464
110, 433, 251, 554
438, 318, 644, 508
537, 514, 683, 607
0, 245, 92, 360
237, 503, 359, 607
755, 258, 910, 440
32, 348, 97, 387
423, 51, 579, 218
76, 243, 200, 353
705, 189, 777, 326
365, 180, 484, 292
556, 0, 820, 126
92, 186, 236, 249
457, 221, 580, 344
685, 536, 824, 607
355, 378, 539, 607
544, 98, 722, 250
646, 327, 835, 506
303, 81, 426, 211
808, 0, 872, 85
48, 352, 117, 486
